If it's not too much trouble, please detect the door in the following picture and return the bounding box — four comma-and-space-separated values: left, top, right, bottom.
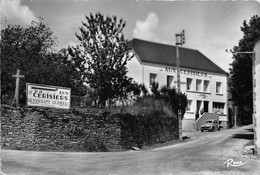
204, 101, 209, 113
197, 100, 202, 113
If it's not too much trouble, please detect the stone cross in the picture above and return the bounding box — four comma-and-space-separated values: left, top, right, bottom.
12, 69, 24, 106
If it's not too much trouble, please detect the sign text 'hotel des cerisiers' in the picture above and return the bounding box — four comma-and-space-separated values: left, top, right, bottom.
165, 67, 208, 77
26, 83, 71, 109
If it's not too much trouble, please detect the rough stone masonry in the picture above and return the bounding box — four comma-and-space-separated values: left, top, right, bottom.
1, 105, 178, 152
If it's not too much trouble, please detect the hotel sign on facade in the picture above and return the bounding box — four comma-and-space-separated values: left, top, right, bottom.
165, 67, 208, 77
26, 83, 71, 109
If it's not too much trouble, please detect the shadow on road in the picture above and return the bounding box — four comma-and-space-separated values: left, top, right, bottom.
232, 133, 253, 140
182, 136, 190, 140
245, 128, 254, 132
232, 128, 254, 140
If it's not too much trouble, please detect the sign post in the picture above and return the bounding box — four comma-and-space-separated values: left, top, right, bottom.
12, 69, 24, 106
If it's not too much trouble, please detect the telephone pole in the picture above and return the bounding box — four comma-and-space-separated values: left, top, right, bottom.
175, 30, 185, 140
5, 16, 7, 29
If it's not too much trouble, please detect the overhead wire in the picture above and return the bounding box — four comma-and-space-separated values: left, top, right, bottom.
185, 2, 244, 41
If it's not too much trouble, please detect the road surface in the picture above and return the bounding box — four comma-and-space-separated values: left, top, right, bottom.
1, 125, 259, 175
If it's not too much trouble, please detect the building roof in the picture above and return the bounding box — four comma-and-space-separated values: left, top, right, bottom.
129, 38, 227, 75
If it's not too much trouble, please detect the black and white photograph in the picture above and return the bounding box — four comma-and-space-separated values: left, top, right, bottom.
1, 0, 260, 174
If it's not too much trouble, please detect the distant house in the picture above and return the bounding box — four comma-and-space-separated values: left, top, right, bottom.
126, 38, 228, 131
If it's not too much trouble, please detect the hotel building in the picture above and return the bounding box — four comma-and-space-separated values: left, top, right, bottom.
126, 38, 228, 131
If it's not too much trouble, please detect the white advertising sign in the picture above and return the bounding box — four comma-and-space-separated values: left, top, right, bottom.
26, 83, 71, 109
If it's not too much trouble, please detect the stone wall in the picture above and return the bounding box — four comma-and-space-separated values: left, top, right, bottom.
118, 112, 178, 149
1, 105, 122, 151
1, 105, 178, 152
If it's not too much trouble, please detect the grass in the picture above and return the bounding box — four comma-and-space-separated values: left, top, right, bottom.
107, 96, 176, 119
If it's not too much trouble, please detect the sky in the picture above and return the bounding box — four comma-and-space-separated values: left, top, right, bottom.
1, 0, 260, 73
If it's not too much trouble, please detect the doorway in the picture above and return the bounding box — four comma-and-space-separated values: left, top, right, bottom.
204, 101, 209, 113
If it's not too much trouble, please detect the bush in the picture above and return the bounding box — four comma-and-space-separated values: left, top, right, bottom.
109, 96, 175, 118
108, 96, 178, 149
115, 109, 178, 149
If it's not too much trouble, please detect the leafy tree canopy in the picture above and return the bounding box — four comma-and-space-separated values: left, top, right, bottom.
1, 19, 85, 105
229, 15, 260, 125
68, 12, 134, 106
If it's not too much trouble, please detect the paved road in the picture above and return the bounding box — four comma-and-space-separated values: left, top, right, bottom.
1, 125, 260, 175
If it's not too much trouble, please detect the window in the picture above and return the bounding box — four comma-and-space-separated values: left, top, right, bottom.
196, 79, 202, 91
186, 100, 192, 111
204, 80, 210, 92
167, 75, 174, 88
216, 82, 222, 94
213, 102, 225, 114
150, 73, 157, 86
187, 78, 193, 91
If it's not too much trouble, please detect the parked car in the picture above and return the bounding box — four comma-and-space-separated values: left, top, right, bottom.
201, 119, 219, 132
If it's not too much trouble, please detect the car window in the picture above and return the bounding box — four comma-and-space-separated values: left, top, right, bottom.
206, 121, 212, 123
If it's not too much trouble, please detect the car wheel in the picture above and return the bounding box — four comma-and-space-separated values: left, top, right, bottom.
201, 129, 203, 132
211, 127, 215, 132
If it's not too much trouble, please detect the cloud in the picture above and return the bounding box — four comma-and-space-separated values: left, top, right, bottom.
133, 12, 159, 41
0, 0, 38, 25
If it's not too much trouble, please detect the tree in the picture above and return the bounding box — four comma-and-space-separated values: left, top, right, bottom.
229, 15, 260, 125
68, 13, 133, 106
139, 84, 188, 118
159, 86, 188, 119
1, 19, 85, 105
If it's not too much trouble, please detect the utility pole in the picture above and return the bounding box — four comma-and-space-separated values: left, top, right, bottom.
5, 16, 7, 29
234, 106, 238, 127
175, 30, 185, 140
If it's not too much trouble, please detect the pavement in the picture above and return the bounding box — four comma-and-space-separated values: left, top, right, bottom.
1, 125, 259, 175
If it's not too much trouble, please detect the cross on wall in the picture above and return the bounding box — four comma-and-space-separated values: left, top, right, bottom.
12, 69, 25, 106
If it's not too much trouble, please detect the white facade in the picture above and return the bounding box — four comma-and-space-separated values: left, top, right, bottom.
127, 49, 228, 131
253, 40, 260, 155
